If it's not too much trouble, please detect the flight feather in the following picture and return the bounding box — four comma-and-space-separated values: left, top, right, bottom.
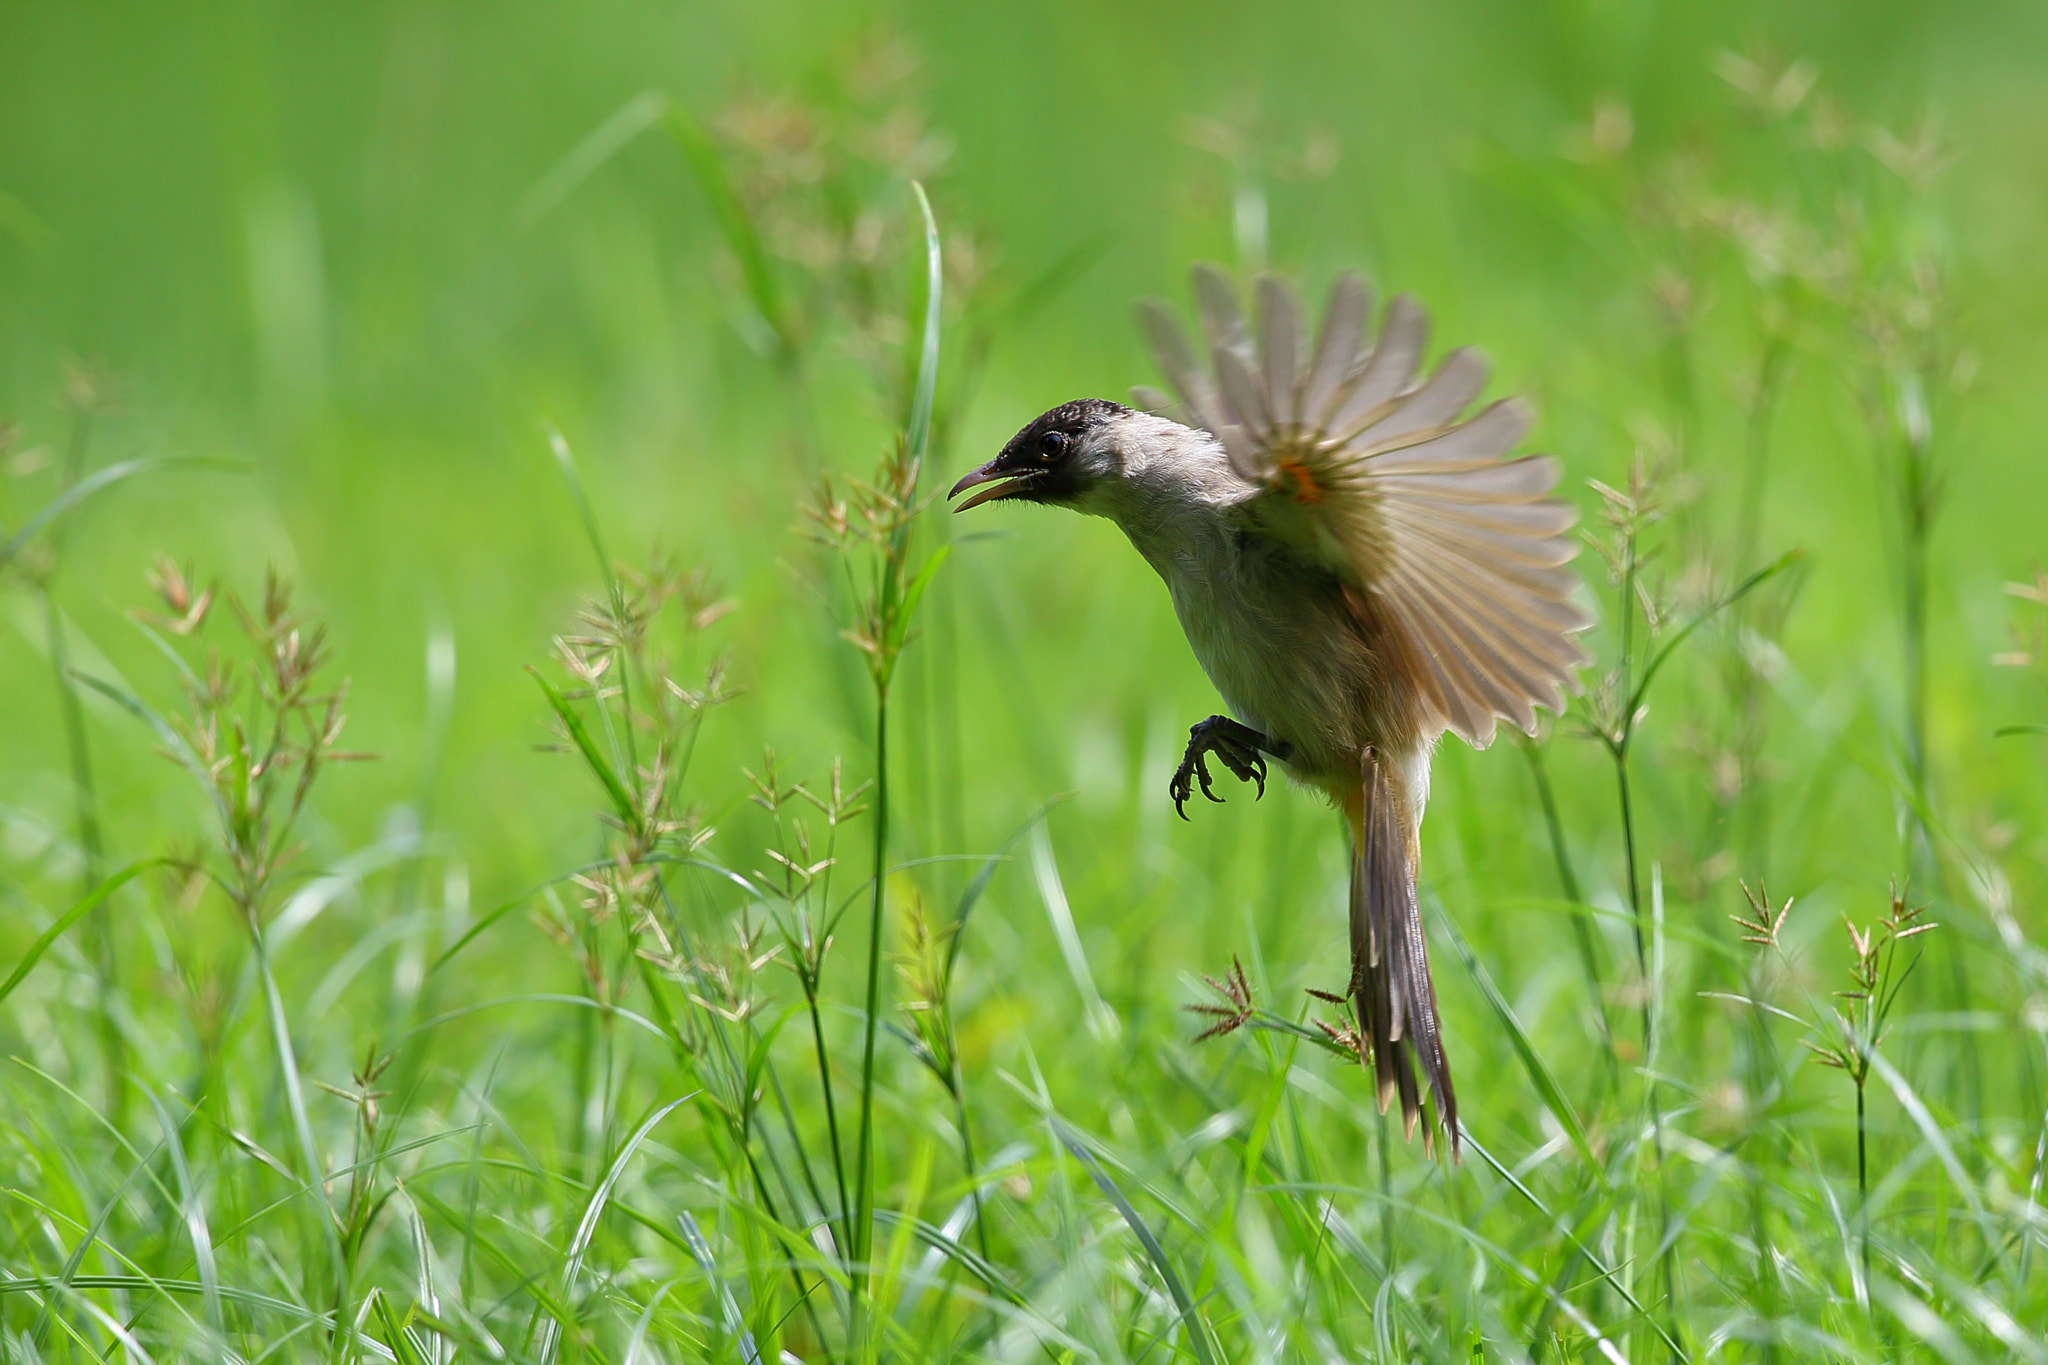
1136, 268, 1592, 747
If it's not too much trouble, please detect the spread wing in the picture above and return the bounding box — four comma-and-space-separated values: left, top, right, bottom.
1134, 266, 1591, 748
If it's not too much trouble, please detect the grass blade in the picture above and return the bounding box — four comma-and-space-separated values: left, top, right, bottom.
21, 1135, 172, 1349
0, 860, 155, 1006
664, 105, 789, 355
0, 456, 242, 567
546, 429, 612, 580
1461, 1133, 1682, 1359
1433, 901, 1603, 1177
142, 1086, 224, 1341
514, 89, 668, 231
0, 1276, 324, 1322
1630, 549, 1802, 715
945, 794, 1067, 982
528, 669, 636, 826
1030, 828, 1116, 1040
1054, 1120, 1217, 1365
874, 1207, 1027, 1308
1872, 1276, 1980, 1365
426, 870, 583, 975
885, 543, 951, 659
252, 926, 351, 1351
1865, 1047, 1990, 1227
906, 179, 942, 466
67, 671, 229, 824
677, 1210, 764, 1365
535, 1094, 693, 1364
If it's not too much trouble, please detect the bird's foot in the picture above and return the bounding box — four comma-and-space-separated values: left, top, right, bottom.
1171, 716, 1285, 820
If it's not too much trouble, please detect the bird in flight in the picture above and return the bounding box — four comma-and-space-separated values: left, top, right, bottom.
949, 267, 1591, 1155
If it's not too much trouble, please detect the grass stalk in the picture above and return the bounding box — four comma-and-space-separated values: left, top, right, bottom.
1376, 1105, 1394, 1271
1612, 759, 1649, 1050
852, 686, 891, 1308
44, 593, 120, 1118
949, 1061, 989, 1265
804, 973, 854, 1265
847, 180, 944, 1320
255, 929, 353, 1361
1897, 414, 1932, 851
1611, 746, 1681, 1363
42, 391, 122, 1124
1589, 469, 1730, 1363
656, 880, 840, 1352
1522, 741, 1616, 1080
1856, 1073, 1871, 1294
763, 1046, 836, 1239
1895, 403, 1982, 1137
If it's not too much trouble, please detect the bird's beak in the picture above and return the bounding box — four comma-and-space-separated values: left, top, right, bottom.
948, 459, 1037, 512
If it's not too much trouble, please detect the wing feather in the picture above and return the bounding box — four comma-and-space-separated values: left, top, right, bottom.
1328, 294, 1428, 438
1137, 267, 1591, 745
1135, 300, 1226, 434
1384, 506, 1592, 647
1214, 423, 1266, 484
1382, 591, 1509, 743
1362, 348, 1490, 444
1418, 498, 1578, 539
1349, 398, 1531, 471
1380, 606, 1477, 737
1305, 275, 1371, 427
1129, 385, 1181, 422
1192, 263, 1248, 352
1384, 568, 1546, 737
1256, 274, 1302, 428
1372, 456, 1560, 503
1396, 562, 1578, 696
1395, 508, 1580, 570
1386, 516, 1591, 623
1213, 343, 1273, 443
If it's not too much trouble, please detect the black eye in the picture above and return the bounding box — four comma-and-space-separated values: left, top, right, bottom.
1039, 430, 1069, 461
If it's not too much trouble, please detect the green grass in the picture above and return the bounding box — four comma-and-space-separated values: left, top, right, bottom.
6, 4, 2048, 1360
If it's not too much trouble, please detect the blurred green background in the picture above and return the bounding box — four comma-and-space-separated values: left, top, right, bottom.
7, 2, 2048, 1354
5, 2, 2047, 892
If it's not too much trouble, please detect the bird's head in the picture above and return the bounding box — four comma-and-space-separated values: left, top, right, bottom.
948, 398, 1134, 514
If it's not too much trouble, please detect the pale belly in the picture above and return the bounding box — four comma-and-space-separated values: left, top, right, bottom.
1146, 528, 1390, 785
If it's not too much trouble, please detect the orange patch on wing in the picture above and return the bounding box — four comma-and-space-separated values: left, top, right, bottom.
1276, 454, 1324, 504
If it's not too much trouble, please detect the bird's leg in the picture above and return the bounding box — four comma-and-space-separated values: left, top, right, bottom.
1171, 716, 1290, 820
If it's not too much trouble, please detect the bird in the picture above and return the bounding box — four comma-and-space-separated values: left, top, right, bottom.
948, 266, 1591, 1156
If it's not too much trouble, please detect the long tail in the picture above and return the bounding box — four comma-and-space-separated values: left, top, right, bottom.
1347, 748, 1459, 1158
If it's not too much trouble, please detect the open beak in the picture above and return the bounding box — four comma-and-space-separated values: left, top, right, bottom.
948, 460, 1038, 512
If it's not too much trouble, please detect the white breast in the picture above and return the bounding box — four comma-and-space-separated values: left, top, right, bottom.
1106, 494, 1375, 781
1064, 411, 1386, 781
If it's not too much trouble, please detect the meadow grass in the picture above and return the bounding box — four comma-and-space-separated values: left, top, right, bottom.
5, 15, 2048, 1363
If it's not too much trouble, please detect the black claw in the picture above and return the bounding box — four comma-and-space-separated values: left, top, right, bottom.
1170, 716, 1283, 821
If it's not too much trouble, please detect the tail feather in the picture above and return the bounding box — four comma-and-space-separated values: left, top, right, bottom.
1351, 749, 1459, 1158
1349, 846, 1413, 1123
